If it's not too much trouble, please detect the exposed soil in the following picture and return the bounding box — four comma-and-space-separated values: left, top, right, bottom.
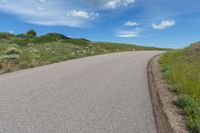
148, 55, 189, 133
191, 42, 200, 49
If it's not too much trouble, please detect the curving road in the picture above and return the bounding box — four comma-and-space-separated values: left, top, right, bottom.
0, 51, 163, 133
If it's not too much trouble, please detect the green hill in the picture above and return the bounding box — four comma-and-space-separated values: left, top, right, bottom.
0, 29, 167, 74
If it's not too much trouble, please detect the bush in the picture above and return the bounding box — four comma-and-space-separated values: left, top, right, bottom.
13, 38, 30, 46
32, 33, 69, 43
5, 47, 22, 55
170, 84, 182, 93
0, 54, 20, 72
188, 116, 200, 133
176, 95, 200, 132
0, 55, 20, 64
0, 32, 14, 40
26, 29, 37, 37
10, 43, 19, 48
0, 54, 20, 60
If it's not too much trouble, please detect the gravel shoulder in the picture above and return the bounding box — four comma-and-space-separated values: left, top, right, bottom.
148, 55, 189, 133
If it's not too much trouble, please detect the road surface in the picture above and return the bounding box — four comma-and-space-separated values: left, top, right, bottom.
0, 51, 163, 133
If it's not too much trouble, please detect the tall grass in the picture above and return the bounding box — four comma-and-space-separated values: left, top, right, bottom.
160, 48, 200, 132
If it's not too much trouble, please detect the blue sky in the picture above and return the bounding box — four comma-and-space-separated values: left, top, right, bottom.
0, 0, 200, 48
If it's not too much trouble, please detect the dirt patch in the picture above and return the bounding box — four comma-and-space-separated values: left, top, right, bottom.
191, 42, 200, 49
148, 55, 189, 133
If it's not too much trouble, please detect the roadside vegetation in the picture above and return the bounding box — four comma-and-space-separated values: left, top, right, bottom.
160, 42, 200, 133
0, 29, 167, 74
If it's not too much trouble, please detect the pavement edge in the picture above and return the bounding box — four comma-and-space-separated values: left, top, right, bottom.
147, 54, 175, 133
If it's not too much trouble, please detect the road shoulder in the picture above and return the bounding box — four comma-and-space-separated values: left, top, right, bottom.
148, 55, 189, 133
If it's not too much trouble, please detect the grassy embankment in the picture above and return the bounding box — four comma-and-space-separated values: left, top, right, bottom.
160, 43, 200, 133
0, 30, 167, 74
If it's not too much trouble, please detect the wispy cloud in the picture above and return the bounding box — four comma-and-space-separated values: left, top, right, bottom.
117, 28, 142, 38
124, 21, 139, 26
0, 0, 135, 27
152, 20, 176, 30
85, 0, 135, 9
67, 10, 99, 19
117, 20, 141, 38
0, 0, 99, 27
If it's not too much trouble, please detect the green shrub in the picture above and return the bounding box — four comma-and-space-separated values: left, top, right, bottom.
14, 38, 30, 46
0, 32, 14, 40
10, 43, 19, 48
188, 116, 200, 133
176, 95, 200, 132
32, 33, 69, 43
177, 95, 197, 108
5, 47, 22, 55
26, 29, 37, 37
170, 84, 182, 93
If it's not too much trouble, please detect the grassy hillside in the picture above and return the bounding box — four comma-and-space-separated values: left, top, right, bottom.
160, 42, 200, 132
0, 30, 167, 73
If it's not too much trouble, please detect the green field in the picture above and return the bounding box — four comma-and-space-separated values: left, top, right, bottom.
0, 30, 167, 74
160, 43, 200, 132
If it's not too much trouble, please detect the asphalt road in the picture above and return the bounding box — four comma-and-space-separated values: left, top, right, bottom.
0, 51, 163, 133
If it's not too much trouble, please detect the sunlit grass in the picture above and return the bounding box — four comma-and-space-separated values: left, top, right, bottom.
0, 32, 167, 74
160, 47, 200, 132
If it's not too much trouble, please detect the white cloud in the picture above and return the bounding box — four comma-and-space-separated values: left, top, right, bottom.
68, 10, 99, 19
125, 21, 139, 26
85, 0, 135, 9
117, 20, 140, 37
106, 0, 119, 9
0, 0, 99, 27
117, 28, 142, 38
8, 30, 14, 34
152, 20, 176, 30
122, 0, 135, 6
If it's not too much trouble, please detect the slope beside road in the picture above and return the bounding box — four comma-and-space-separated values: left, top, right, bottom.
0, 51, 163, 133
